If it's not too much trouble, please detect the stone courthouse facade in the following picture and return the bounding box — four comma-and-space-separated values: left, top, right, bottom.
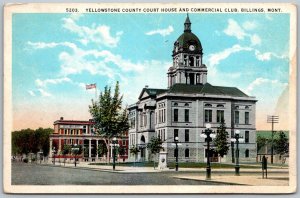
128, 15, 257, 163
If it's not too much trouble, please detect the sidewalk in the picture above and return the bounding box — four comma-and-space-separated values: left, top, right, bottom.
172, 175, 289, 186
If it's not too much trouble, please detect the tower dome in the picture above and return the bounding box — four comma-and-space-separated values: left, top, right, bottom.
173, 14, 203, 56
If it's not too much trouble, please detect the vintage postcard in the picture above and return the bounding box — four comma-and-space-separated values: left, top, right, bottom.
3, 3, 297, 194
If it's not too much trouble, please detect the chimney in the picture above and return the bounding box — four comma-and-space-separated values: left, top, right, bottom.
145, 85, 149, 88
60, 117, 64, 120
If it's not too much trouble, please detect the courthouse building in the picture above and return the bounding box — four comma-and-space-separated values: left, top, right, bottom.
50, 117, 128, 161
128, 15, 257, 163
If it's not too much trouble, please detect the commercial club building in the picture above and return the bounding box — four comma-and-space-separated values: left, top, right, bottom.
128, 15, 257, 163
49, 117, 128, 162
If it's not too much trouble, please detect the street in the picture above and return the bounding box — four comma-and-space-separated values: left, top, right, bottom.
12, 162, 225, 185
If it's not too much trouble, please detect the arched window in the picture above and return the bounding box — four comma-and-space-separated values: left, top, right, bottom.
174, 102, 178, 106
141, 135, 145, 144
205, 104, 212, 107
217, 104, 224, 108
245, 149, 249, 158
184, 103, 189, 107
235, 106, 239, 109
185, 149, 189, 158
245, 106, 250, 109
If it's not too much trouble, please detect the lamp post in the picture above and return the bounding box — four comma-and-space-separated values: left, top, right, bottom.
110, 137, 119, 171
201, 123, 216, 180
72, 144, 79, 167
230, 130, 244, 176
175, 137, 179, 171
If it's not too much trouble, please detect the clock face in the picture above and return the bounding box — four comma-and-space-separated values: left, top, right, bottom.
189, 45, 195, 51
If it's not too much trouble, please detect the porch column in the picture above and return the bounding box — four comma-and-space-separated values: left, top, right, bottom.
58, 137, 61, 153
96, 140, 99, 159
49, 138, 53, 157
89, 139, 92, 159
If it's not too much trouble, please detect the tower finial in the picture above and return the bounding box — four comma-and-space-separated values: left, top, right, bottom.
184, 14, 191, 32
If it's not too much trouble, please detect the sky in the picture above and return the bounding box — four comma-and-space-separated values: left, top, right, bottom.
12, 13, 290, 131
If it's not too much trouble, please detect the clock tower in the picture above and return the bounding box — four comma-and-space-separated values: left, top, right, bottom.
168, 14, 208, 87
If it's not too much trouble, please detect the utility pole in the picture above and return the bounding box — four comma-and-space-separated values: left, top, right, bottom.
267, 115, 279, 164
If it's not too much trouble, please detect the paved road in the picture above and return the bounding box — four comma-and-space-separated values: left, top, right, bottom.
12, 162, 230, 185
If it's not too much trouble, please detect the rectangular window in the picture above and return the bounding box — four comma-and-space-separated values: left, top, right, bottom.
163, 109, 166, 123
245, 112, 249, 124
217, 110, 224, 123
185, 129, 189, 142
174, 129, 178, 141
205, 110, 212, 122
235, 111, 239, 124
185, 109, 189, 122
245, 131, 249, 143
122, 140, 126, 146
155, 112, 157, 124
174, 109, 178, 122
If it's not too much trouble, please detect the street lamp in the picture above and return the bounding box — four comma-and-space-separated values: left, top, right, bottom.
110, 137, 120, 171
175, 137, 179, 171
230, 130, 244, 176
72, 144, 80, 167
200, 123, 216, 180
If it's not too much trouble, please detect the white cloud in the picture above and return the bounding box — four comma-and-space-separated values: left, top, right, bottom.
38, 88, 52, 97
246, 77, 288, 94
250, 34, 261, 46
223, 19, 247, 40
265, 14, 273, 21
207, 44, 252, 68
28, 41, 144, 78
35, 77, 72, 87
242, 21, 257, 30
223, 19, 261, 46
146, 26, 174, 37
28, 90, 36, 96
254, 50, 288, 61
62, 17, 123, 47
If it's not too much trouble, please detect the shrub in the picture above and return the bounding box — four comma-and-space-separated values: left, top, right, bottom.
23, 158, 28, 163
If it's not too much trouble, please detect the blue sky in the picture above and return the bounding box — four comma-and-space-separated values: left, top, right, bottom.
12, 13, 290, 130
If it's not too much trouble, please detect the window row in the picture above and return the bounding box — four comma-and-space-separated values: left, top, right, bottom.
173, 109, 189, 122
157, 129, 166, 141
174, 148, 190, 158
204, 110, 225, 123
129, 134, 136, 146
139, 113, 147, 127
173, 129, 190, 142
157, 109, 166, 123
234, 111, 250, 124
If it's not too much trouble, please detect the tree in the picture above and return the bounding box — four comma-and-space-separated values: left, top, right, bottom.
11, 128, 53, 158
62, 145, 71, 166
213, 121, 229, 161
129, 146, 140, 166
256, 135, 268, 152
117, 146, 126, 161
147, 137, 163, 169
97, 141, 108, 158
274, 131, 289, 156
89, 82, 129, 163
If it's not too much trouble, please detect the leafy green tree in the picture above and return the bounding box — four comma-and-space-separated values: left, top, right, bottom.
274, 131, 289, 156
147, 137, 163, 169
129, 146, 140, 166
256, 135, 268, 152
62, 145, 71, 166
117, 146, 126, 162
213, 121, 229, 160
12, 128, 53, 161
89, 82, 129, 163
97, 141, 108, 157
